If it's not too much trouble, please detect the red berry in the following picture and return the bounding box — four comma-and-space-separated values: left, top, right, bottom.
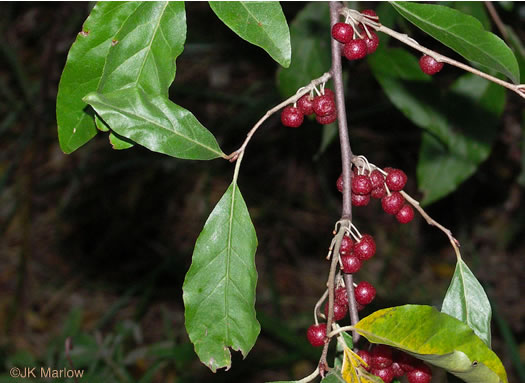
362, 30, 379, 54
316, 112, 337, 125
361, 9, 378, 18
381, 192, 405, 215
335, 286, 348, 306
323, 88, 335, 100
371, 367, 394, 383
357, 350, 372, 371
340, 235, 353, 255
371, 186, 386, 199
297, 94, 315, 115
419, 54, 444, 75
281, 106, 304, 128
352, 193, 370, 207
324, 301, 348, 321
371, 345, 393, 369
391, 362, 405, 377
406, 363, 432, 383
396, 204, 414, 224
396, 352, 418, 372
352, 174, 372, 195
343, 39, 367, 60
355, 281, 376, 305
357, 302, 366, 311
354, 234, 376, 260
385, 168, 407, 191
307, 324, 326, 347
341, 254, 361, 274
369, 170, 384, 189
336, 174, 343, 193
313, 94, 336, 116
332, 22, 354, 44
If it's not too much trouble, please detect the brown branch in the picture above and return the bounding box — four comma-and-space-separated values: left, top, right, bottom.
485, 1, 509, 41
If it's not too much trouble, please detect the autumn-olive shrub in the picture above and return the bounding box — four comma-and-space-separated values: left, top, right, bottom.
57, 1, 522, 382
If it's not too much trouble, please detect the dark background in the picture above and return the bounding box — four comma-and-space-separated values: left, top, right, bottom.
0, 2, 523, 382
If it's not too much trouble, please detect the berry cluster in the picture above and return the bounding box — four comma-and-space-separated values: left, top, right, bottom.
337, 160, 414, 224
331, 10, 380, 61
281, 87, 337, 128
357, 345, 433, 383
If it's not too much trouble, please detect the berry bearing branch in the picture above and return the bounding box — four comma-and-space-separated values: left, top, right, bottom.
223, 3, 517, 382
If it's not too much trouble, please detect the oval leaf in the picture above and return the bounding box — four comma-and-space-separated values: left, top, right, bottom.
98, 2, 186, 96
56, 2, 142, 153
390, 1, 520, 83
183, 182, 260, 372
442, 257, 492, 347
83, 87, 225, 160
355, 305, 508, 383
209, 1, 291, 68
277, 2, 330, 98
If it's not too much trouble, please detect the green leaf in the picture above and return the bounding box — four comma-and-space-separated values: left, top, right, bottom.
321, 372, 346, 383
98, 2, 186, 96
374, 63, 505, 204
442, 257, 492, 347
417, 75, 505, 204
56, 2, 142, 153
209, 1, 291, 68
390, 1, 520, 83
84, 87, 225, 160
183, 182, 260, 372
277, 2, 330, 98
355, 305, 508, 383
109, 131, 135, 150
451, 2, 491, 31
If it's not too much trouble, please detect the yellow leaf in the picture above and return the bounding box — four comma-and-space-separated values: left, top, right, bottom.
341, 347, 384, 383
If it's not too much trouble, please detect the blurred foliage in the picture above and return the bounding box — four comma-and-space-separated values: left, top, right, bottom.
0, 2, 524, 383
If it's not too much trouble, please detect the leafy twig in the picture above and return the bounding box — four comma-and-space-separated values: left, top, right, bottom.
226, 72, 332, 162
340, 7, 525, 99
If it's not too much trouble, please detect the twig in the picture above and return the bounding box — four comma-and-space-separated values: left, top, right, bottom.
226, 72, 332, 162
327, 325, 356, 338
339, 7, 525, 99
329, 0, 360, 343
65, 337, 79, 383
400, 191, 462, 260
295, 368, 320, 383
484, 1, 509, 41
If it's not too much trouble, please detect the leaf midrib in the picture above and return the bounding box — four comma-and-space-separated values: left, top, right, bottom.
89, 95, 223, 157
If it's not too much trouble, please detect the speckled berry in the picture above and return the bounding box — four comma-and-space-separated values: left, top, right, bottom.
396, 352, 418, 372
396, 204, 414, 224
352, 193, 370, 207
323, 88, 335, 100
313, 94, 336, 116
307, 324, 326, 347
385, 168, 407, 191
352, 174, 372, 195
371, 367, 394, 383
362, 30, 379, 54
341, 254, 361, 274
354, 234, 376, 260
406, 363, 432, 383
357, 350, 372, 371
332, 22, 354, 44
371, 345, 393, 369
281, 106, 303, 128
297, 94, 315, 115
340, 235, 353, 255
361, 9, 378, 18
324, 301, 348, 321
371, 186, 386, 199
355, 281, 376, 305
336, 174, 344, 193
419, 54, 444, 75
369, 170, 384, 189
391, 362, 405, 378
381, 192, 405, 215
316, 112, 337, 125
343, 39, 368, 60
